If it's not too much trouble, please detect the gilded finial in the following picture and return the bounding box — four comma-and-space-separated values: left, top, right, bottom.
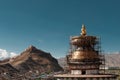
81, 24, 87, 36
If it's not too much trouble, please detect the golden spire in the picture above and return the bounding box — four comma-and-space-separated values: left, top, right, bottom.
81, 24, 87, 36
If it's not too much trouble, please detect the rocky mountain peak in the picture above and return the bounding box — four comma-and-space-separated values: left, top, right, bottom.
23, 45, 46, 55
25, 45, 37, 52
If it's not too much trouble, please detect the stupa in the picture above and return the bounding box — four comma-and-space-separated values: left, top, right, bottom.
54, 25, 118, 80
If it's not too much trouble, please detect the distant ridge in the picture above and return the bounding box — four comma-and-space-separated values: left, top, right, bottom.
105, 53, 120, 67
58, 52, 120, 68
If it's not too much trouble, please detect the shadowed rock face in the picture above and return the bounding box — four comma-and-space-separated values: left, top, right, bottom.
0, 46, 63, 76
0, 63, 18, 73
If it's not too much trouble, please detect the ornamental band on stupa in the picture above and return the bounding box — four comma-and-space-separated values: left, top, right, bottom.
54, 24, 118, 80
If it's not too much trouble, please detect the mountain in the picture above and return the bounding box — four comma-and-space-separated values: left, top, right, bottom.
58, 53, 120, 68
10, 45, 63, 73
105, 53, 120, 67
58, 57, 67, 68
0, 46, 63, 79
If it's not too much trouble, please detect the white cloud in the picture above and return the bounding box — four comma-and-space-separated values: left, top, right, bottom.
0, 49, 18, 60
10, 52, 17, 57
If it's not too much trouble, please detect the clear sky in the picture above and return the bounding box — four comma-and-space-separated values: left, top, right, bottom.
0, 0, 120, 58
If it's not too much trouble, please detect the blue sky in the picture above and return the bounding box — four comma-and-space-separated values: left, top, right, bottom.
0, 0, 120, 58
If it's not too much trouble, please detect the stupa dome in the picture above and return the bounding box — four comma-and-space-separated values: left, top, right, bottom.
71, 50, 99, 60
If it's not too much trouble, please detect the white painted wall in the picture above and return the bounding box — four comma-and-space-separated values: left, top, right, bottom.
71, 70, 82, 74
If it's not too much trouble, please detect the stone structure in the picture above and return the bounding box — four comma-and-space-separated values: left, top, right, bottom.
54, 25, 118, 80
